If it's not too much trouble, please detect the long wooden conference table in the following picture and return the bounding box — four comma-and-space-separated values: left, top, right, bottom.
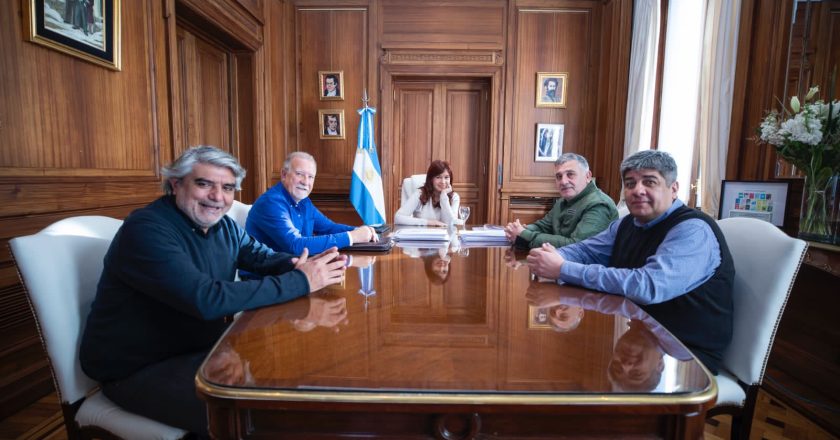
196, 238, 716, 439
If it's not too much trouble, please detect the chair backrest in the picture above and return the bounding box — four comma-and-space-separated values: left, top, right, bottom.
717, 217, 807, 386
400, 174, 427, 206
226, 199, 252, 228
9, 216, 123, 404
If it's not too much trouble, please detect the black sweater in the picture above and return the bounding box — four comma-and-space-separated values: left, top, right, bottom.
80, 196, 309, 381
610, 205, 734, 374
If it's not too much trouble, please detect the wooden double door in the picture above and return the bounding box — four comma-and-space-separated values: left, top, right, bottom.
390, 78, 491, 223
172, 22, 258, 201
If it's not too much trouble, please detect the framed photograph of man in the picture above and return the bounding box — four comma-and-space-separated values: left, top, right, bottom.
535, 123, 564, 162
319, 110, 346, 140
535, 72, 567, 108
23, 0, 121, 70
319, 71, 344, 101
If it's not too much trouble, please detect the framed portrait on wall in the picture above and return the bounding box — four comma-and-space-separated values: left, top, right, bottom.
319, 71, 344, 101
535, 72, 567, 108
319, 109, 345, 140
718, 180, 789, 227
535, 123, 564, 162
23, 0, 121, 70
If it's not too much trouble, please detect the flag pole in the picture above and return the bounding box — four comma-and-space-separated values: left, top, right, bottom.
351, 89, 386, 226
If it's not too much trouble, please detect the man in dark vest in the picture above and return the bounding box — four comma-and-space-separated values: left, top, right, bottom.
526, 150, 734, 374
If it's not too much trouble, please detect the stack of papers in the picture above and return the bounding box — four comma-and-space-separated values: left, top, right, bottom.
458, 228, 509, 245
392, 228, 451, 242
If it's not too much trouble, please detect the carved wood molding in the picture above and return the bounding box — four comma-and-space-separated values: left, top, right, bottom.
381, 49, 503, 66
176, 0, 264, 50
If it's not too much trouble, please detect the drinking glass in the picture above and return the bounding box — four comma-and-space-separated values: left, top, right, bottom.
458, 206, 471, 226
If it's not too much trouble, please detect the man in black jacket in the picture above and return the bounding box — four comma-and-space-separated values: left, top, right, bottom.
80, 145, 346, 436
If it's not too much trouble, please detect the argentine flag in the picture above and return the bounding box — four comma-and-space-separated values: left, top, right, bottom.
350, 106, 386, 225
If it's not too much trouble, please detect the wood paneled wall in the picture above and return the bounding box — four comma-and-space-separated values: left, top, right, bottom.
499, 0, 631, 223
0, 0, 268, 418
293, 5, 370, 193
1, 0, 810, 423
0, 0, 633, 419
284, 0, 631, 226
0, 0, 171, 418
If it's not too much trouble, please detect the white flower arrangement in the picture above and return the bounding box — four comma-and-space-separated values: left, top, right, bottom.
759, 86, 840, 176
758, 85, 839, 239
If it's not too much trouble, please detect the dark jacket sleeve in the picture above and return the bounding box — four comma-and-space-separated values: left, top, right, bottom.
107, 215, 309, 321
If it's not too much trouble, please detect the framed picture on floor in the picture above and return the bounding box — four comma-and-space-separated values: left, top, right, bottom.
24, 0, 121, 70
718, 180, 789, 227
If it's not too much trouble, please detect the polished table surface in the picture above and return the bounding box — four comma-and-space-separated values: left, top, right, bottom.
197, 240, 716, 439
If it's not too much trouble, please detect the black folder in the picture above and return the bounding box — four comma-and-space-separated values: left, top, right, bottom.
346, 238, 394, 252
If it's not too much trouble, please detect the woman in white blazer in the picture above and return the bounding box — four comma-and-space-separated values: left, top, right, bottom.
394, 160, 460, 226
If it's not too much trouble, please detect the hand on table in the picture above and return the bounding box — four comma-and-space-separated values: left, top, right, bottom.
295, 247, 348, 292
504, 219, 526, 242
526, 243, 565, 280
350, 226, 378, 243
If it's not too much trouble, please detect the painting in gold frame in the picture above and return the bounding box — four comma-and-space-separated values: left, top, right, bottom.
535, 72, 567, 108
24, 0, 121, 70
319, 71, 344, 101
319, 109, 346, 140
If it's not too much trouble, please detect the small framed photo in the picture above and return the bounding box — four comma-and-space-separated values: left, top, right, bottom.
23, 0, 121, 70
319, 109, 346, 140
527, 305, 552, 329
536, 72, 567, 108
319, 71, 344, 101
535, 123, 564, 162
718, 180, 789, 227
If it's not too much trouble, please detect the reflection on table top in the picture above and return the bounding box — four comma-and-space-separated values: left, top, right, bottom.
198, 244, 715, 407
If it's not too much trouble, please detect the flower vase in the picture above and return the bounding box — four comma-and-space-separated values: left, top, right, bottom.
798, 174, 840, 245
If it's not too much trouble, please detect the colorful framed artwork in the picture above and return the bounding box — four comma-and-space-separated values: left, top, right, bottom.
319, 109, 346, 140
319, 71, 344, 101
536, 72, 568, 108
718, 180, 789, 227
24, 0, 121, 70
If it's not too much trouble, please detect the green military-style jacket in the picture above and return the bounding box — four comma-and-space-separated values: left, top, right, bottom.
516, 180, 618, 249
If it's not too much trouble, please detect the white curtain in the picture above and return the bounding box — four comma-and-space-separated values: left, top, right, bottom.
623, 0, 660, 159
656, 0, 741, 208
618, 0, 660, 213
657, 1, 705, 202
694, 0, 742, 214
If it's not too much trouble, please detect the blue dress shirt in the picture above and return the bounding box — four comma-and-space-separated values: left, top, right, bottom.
557, 200, 721, 305
246, 184, 354, 255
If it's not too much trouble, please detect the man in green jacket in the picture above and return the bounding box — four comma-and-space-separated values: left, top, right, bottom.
505, 153, 618, 248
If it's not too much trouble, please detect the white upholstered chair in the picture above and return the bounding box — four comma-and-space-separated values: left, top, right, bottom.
226, 199, 252, 228
400, 174, 427, 206
9, 216, 188, 440
707, 217, 807, 439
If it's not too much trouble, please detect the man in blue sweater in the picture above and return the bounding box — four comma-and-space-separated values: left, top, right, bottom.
526, 150, 734, 374
246, 151, 378, 255
80, 146, 347, 436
